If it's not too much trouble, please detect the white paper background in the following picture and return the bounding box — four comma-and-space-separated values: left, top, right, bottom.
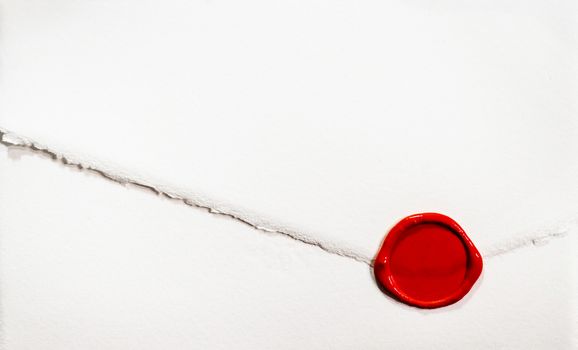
1, 0, 577, 348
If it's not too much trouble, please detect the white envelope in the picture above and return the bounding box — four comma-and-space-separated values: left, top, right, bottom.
1, 0, 577, 348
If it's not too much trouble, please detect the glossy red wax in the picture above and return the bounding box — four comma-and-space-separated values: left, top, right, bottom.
374, 213, 483, 309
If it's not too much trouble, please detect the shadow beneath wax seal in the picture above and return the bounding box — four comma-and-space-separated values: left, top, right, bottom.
367, 265, 485, 314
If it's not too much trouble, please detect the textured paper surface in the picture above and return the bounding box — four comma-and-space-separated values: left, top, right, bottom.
1, 0, 577, 348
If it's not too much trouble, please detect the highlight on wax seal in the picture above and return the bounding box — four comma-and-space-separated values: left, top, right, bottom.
374, 213, 483, 309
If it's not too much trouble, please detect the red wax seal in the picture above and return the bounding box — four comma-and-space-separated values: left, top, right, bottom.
374, 213, 483, 308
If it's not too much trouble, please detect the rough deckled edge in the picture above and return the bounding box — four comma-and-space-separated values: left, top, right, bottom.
0, 126, 574, 266
0, 127, 373, 265
481, 218, 577, 258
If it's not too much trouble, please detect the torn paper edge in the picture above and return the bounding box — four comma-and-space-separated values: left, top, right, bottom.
1, 126, 575, 266
0, 127, 372, 265
481, 217, 578, 258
